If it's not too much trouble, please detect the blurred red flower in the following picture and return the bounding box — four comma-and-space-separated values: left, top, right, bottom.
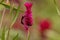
39, 18, 52, 40
39, 18, 52, 32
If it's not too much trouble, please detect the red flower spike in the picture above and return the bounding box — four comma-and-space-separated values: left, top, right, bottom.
21, 2, 33, 31
24, 2, 32, 10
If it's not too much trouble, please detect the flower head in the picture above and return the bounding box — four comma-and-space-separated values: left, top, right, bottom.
39, 18, 52, 40
24, 2, 32, 10
21, 2, 33, 30
39, 18, 51, 32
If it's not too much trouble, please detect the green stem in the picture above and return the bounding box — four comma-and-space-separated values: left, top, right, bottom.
6, 2, 20, 40
0, 2, 24, 12
6, 27, 10, 40
27, 30, 30, 40
6, 3, 15, 40
13, 33, 19, 40
1, 26, 5, 40
54, 0, 60, 15
0, 8, 5, 28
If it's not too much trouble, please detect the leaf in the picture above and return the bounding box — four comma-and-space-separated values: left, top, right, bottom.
1, 26, 5, 40
10, 30, 25, 40
0, 0, 4, 3
54, 0, 56, 5
53, 0, 60, 16
55, 6, 60, 15
13, 33, 19, 40
10, 5, 21, 28
0, 3, 24, 12
0, 4, 4, 10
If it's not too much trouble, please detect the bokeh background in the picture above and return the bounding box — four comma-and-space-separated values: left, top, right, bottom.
0, 0, 60, 40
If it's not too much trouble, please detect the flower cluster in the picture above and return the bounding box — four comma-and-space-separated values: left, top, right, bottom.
40, 19, 51, 32
21, 2, 33, 30
39, 18, 52, 40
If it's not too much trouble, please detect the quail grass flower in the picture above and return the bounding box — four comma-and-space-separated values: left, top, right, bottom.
21, 2, 33, 31
24, 2, 33, 40
21, 2, 33, 40
39, 18, 52, 40
40, 19, 51, 32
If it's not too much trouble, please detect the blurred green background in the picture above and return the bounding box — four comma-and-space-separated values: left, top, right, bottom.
0, 0, 60, 40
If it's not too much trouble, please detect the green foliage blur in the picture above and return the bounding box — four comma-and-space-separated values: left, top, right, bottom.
0, 0, 60, 40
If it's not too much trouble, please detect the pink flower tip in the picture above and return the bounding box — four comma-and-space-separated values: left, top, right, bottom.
24, 2, 32, 9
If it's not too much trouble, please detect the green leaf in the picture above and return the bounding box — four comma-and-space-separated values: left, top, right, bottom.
53, 0, 60, 15
0, 4, 4, 10
0, 0, 4, 3
27, 31, 31, 40
54, 0, 56, 5
10, 5, 20, 28
1, 26, 5, 40
0, 3, 24, 12
13, 33, 19, 40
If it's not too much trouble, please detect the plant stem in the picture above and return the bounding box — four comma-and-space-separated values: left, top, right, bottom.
41, 31, 47, 40
6, 1, 14, 40
0, 3, 24, 12
27, 29, 30, 40
0, 8, 5, 28
6, 26, 10, 40
6, 1, 20, 40
0, 0, 10, 28
6, 23, 14, 40
54, 0, 60, 16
